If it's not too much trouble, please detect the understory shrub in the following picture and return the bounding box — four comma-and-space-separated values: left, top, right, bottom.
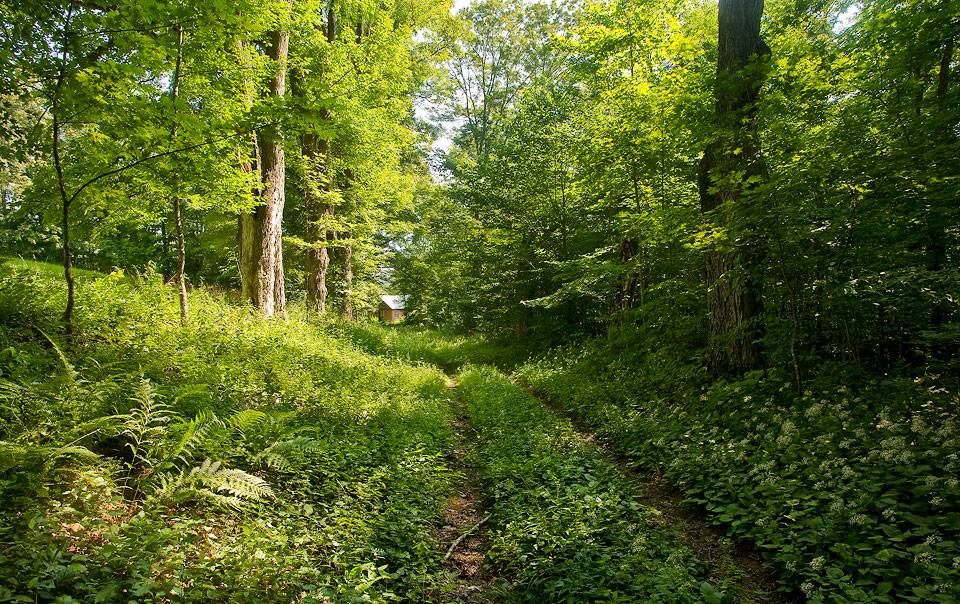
0, 260, 459, 602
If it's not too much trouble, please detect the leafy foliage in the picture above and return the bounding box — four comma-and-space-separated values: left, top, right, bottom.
516, 341, 960, 602
0, 260, 458, 602
455, 364, 720, 602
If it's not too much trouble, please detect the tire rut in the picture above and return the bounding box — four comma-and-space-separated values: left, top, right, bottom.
439, 376, 498, 603
513, 377, 801, 604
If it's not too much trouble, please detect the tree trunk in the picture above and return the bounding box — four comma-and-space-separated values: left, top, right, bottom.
53, 106, 75, 340
303, 3, 338, 314
343, 237, 353, 320
926, 35, 954, 344
237, 37, 261, 305
51, 12, 75, 341
697, 0, 770, 374
169, 25, 189, 325
300, 129, 333, 314
238, 14, 289, 317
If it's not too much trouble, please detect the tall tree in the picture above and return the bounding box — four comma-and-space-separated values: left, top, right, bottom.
239, 3, 291, 317
697, 0, 770, 373
168, 25, 189, 325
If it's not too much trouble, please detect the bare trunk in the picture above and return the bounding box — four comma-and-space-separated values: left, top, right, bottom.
303, 4, 338, 314
169, 26, 189, 325
237, 37, 260, 304
300, 129, 332, 315
698, 0, 770, 374
927, 35, 954, 342
173, 197, 189, 324
52, 9, 75, 341
1, 175, 8, 212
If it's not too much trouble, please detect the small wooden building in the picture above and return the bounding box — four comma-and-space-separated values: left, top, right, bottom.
378, 295, 407, 323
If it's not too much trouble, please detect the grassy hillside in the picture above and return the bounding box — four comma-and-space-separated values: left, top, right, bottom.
0, 260, 459, 602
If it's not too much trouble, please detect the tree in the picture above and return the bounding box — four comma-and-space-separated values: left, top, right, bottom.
697, 0, 770, 373
239, 2, 291, 317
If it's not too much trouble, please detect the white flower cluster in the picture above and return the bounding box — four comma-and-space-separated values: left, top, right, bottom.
849, 513, 867, 526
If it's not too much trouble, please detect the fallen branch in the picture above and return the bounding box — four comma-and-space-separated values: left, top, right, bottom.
443, 513, 491, 561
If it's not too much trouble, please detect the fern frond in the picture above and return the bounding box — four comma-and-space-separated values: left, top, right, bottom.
252, 436, 321, 472
121, 379, 176, 466
36, 328, 77, 386
227, 409, 270, 434
0, 441, 99, 473
167, 410, 222, 470
147, 458, 273, 510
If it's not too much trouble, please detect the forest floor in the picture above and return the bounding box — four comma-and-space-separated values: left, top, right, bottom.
521, 381, 794, 603
438, 376, 498, 603
338, 322, 798, 601
450, 366, 790, 603
0, 262, 799, 602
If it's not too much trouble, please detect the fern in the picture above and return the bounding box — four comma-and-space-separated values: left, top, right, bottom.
0, 441, 99, 474
149, 459, 273, 510
36, 327, 78, 388
121, 379, 175, 468
253, 436, 322, 472
167, 409, 222, 470
227, 409, 270, 434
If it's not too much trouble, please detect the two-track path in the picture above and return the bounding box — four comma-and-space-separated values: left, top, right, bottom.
438, 374, 498, 603
430, 358, 795, 603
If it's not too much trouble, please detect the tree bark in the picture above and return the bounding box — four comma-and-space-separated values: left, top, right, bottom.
342, 236, 353, 320
303, 3, 338, 314
300, 131, 333, 314
169, 25, 189, 325
53, 106, 75, 340
52, 7, 75, 341
238, 11, 289, 317
697, 0, 770, 374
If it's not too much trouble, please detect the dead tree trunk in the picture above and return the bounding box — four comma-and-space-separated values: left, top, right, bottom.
698, 0, 770, 374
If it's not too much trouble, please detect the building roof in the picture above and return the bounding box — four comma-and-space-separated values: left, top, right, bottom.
380, 295, 408, 310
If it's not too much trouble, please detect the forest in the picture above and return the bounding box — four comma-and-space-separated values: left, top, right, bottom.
0, 0, 957, 601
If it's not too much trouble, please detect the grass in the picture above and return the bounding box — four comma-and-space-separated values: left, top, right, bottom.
336, 322, 532, 372
10, 258, 951, 603
0, 260, 460, 602
453, 364, 723, 602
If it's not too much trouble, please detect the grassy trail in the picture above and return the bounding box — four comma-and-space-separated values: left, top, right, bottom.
0, 263, 789, 602
520, 380, 794, 603
438, 376, 498, 602
346, 323, 796, 602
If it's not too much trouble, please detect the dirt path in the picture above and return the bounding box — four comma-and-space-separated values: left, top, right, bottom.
439, 376, 497, 603
516, 378, 799, 604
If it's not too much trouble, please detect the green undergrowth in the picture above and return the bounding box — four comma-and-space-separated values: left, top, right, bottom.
337, 323, 530, 372
454, 364, 729, 603
515, 340, 960, 603
0, 260, 459, 602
